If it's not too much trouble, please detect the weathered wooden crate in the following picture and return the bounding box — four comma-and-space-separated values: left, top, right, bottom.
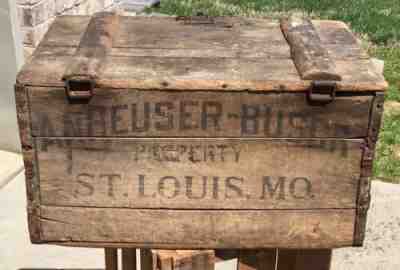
16, 13, 387, 249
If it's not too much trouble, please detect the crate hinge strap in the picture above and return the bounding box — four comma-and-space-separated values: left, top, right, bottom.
62, 12, 119, 102
280, 16, 342, 103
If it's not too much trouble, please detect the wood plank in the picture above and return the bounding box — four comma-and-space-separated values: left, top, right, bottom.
153, 250, 215, 270
18, 16, 387, 92
122, 248, 137, 270
276, 249, 331, 270
237, 250, 277, 270
38, 206, 356, 249
37, 17, 364, 60
29, 88, 373, 138
140, 249, 157, 270
37, 138, 362, 210
105, 248, 118, 270
18, 51, 387, 91
62, 12, 119, 101
281, 17, 341, 81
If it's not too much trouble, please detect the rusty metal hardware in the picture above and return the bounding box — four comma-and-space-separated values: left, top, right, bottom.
64, 78, 95, 103
307, 80, 337, 105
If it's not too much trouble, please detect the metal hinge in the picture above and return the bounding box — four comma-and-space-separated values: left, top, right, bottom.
307, 80, 337, 105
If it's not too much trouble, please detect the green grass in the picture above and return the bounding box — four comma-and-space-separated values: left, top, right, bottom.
149, 0, 400, 182
370, 46, 400, 101
150, 0, 400, 44
374, 112, 400, 183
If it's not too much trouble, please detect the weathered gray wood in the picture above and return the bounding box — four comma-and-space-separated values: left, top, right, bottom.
354, 93, 385, 246
17, 16, 388, 92
276, 249, 332, 270
122, 248, 137, 270
152, 250, 214, 270
36, 17, 366, 60
38, 206, 356, 248
15, 84, 41, 243
237, 250, 277, 270
37, 138, 362, 210
28, 88, 373, 138
18, 51, 387, 92
280, 16, 341, 81
63, 12, 119, 100
105, 248, 118, 270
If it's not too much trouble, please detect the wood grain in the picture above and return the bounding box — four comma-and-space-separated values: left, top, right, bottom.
153, 250, 215, 270
38, 206, 356, 249
62, 12, 119, 87
37, 138, 362, 210
15, 84, 41, 243
281, 16, 341, 81
17, 16, 387, 91
28, 88, 373, 138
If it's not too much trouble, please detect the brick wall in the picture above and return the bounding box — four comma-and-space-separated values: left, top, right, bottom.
17, 0, 116, 49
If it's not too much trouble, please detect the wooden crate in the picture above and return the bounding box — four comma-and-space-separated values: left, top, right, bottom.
15, 13, 387, 249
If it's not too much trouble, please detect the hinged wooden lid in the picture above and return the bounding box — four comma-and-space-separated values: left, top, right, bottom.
17, 13, 388, 93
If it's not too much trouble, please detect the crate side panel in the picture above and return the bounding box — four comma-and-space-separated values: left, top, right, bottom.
29, 88, 373, 138
39, 206, 356, 249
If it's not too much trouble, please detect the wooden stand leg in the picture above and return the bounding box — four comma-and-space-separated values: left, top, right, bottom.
237, 249, 277, 270
140, 249, 157, 270
105, 248, 118, 270
122, 248, 137, 270
276, 249, 332, 270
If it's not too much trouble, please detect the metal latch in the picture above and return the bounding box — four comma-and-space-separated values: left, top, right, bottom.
307, 80, 337, 105
64, 77, 95, 103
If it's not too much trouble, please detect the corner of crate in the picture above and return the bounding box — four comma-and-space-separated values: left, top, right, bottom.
27, 203, 42, 244
354, 91, 385, 246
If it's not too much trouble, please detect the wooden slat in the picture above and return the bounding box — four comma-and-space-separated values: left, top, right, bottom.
17, 16, 388, 92
17, 52, 387, 91
62, 12, 119, 85
153, 250, 215, 270
28, 88, 373, 138
122, 248, 137, 270
276, 249, 332, 270
237, 250, 277, 270
140, 249, 157, 270
38, 206, 356, 249
280, 16, 341, 81
37, 138, 362, 210
105, 248, 118, 270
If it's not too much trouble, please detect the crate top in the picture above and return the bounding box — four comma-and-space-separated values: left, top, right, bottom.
17, 14, 387, 92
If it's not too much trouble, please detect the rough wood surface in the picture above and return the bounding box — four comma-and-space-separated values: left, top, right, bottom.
15, 84, 41, 243
36, 138, 362, 210
276, 249, 332, 270
280, 16, 341, 81
16, 16, 387, 91
28, 88, 372, 138
354, 93, 385, 246
151, 250, 215, 270
105, 248, 118, 270
38, 206, 356, 248
237, 250, 277, 270
62, 12, 119, 86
